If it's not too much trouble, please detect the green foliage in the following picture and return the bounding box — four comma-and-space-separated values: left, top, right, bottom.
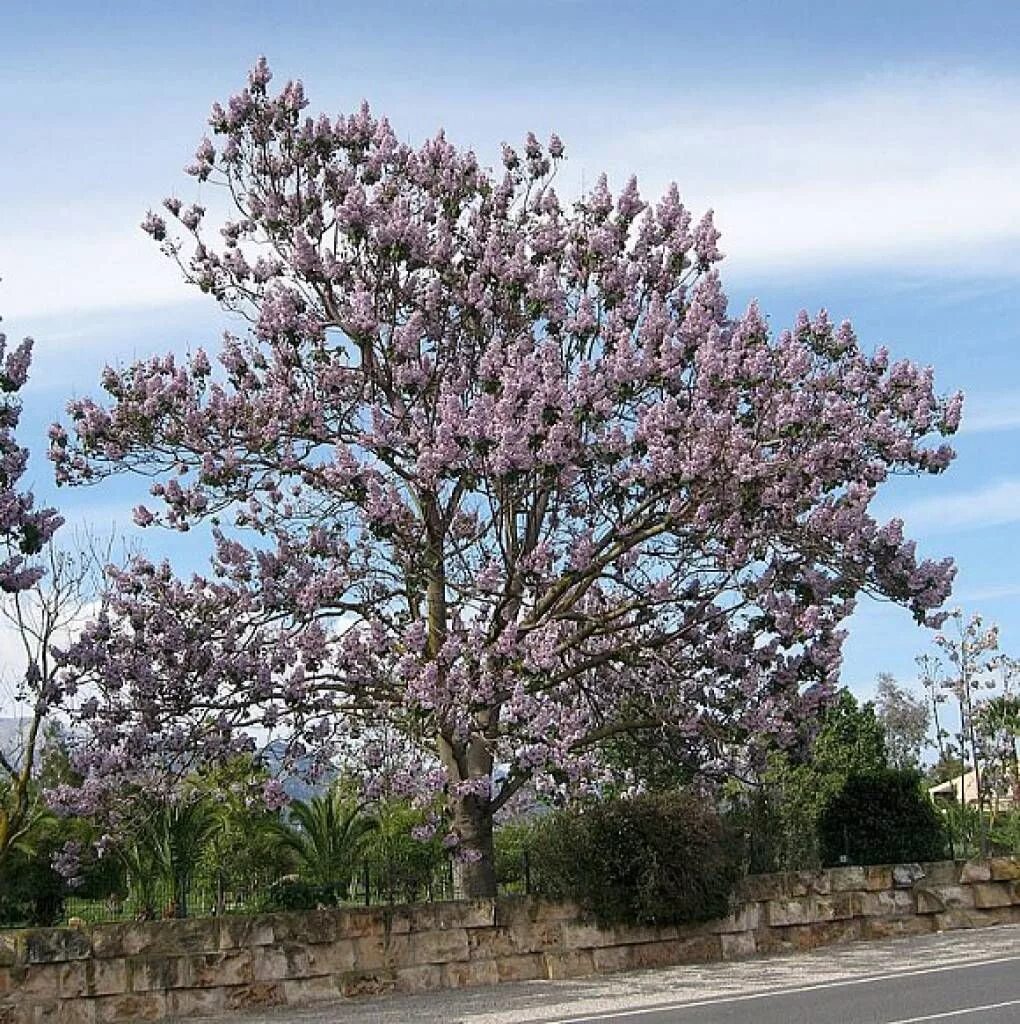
364, 800, 447, 904
0, 847, 64, 926
988, 810, 1020, 858
528, 792, 743, 927
274, 782, 377, 894
493, 819, 539, 893
256, 877, 340, 912
762, 689, 889, 870
818, 769, 947, 866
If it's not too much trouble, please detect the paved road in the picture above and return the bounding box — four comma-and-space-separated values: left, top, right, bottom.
194, 923, 1020, 1024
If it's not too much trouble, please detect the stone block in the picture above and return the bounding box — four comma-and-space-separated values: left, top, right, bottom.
720, 931, 757, 960
186, 949, 253, 987
121, 919, 219, 958
305, 939, 357, 975
914, 885, 974, 915
988, 858, 1020, 881
766, 893, 854, 927
861, 915, 934, 940
165, 986, 225, 1018
466, 927, 520, 960
217, 916, 274, 951
266, 910, 339, 945
410, 928, 470, 965
337, 970, 397, 998
56, 963, 87, 999
709, 902, 759, 934
827, 866, 868, 892
864, 865, 895, 891
1011, 881, 1020, 905
761, 918, 861, 954
972, 882, 1013, 909
441, 959, 500, 989
626, 940, 685, 970
23, 931, 91, 965
854, 890, 914, 917
223, 982, 286, 1011
613, 923, 680, 944
591, 945, 633, 973
87, 958, 128, 997
892, 863, 926, 888
249, 945, 310, 982
127, 955, 190, 992
933, 908, 992, 931
282, 975, 341, 1004
55, 1000, 96, 1024
495, 954, 544, 983
351, 931, 411, 971
333, 908, 390, 939
785, 871, 830, 896
544, 950, 595, 979
560, 923, 616, 950
11, 965, 61, 1000
920, 861, 961, 885
93, 992, 166, 1023
959, 860, 992, 884
393, 965, 443, 994
434, 900, 497, 931
0, 935, 19, 968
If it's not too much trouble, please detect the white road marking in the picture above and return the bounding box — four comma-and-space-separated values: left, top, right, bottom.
548, 953, 1020, 1023
883, 999, 1020, 1023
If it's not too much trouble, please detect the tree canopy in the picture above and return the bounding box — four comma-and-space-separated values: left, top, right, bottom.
52, 59, 958, 894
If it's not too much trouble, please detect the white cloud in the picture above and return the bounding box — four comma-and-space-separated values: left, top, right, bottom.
5, 69, 1020, 322
556, 70, 1020, 279
896, 479, 1020, 534
958, 393, 1020, 435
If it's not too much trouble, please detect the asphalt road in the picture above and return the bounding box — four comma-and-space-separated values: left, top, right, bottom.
194, 923, 1020, 1024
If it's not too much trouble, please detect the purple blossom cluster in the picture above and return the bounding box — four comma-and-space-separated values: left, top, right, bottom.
49, 62, 960, 891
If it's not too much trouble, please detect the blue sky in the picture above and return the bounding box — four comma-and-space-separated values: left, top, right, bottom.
2, 1, 1019, 704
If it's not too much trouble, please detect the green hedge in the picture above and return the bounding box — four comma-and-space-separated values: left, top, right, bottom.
818, 769, 946, 866
527, 791, 743, 927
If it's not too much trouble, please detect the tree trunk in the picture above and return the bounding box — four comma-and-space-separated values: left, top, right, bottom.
450, 792, 497, 898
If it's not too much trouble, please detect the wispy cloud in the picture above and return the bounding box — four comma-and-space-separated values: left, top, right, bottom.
5, 69, 1020, 322
896, 479, 1020, 534
577, 70, 1020, 280
958, 393, 1020, 435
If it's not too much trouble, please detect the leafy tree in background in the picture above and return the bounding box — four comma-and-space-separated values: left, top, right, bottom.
818, 768, 946, 866
765, 689, 888, 870
0, 320, 63, 876
52, 60, 959, 894
875, 672, 930, 770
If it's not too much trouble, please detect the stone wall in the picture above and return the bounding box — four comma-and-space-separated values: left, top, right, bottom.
3, 857, 1019, 1023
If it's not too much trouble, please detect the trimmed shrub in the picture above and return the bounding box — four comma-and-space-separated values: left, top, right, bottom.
256, 877, 339, 911
529, 791, 743, 927
818, 769, 947, 866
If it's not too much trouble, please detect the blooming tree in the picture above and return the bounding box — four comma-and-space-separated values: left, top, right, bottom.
0, 319, 64, 870
52, 60, 959, 894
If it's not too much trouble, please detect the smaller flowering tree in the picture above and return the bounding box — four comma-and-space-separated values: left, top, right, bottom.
0, 318, 64, 872
52, 61, 960, 895
929, 610, 1005, 852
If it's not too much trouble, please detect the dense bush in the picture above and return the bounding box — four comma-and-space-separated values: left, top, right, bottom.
256, 877, 340, 912
0, 850, 65, 926
818, 769, 946, 866
528, 792, 743, 927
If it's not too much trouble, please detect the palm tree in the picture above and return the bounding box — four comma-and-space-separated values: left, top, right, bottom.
275, 784, 378, 898
121, 794, 221, 918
